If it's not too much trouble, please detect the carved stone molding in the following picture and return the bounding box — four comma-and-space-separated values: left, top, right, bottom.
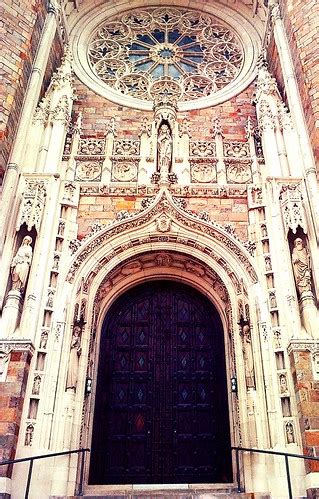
66, 189, 257, 284
0, 340, 35, 355
16, 178, 47, 231
287, 339, 319, 355
94, 251, 231, 311
279, 182, 307, 234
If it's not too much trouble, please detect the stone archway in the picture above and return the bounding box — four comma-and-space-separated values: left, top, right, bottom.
89, 279, 232, 485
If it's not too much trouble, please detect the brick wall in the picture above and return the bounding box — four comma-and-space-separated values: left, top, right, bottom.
289, 348, 319, 473
73, 79, 256, 141
0, 349, 32, 477
77, 195, 248, 241
280, 0, 319, 166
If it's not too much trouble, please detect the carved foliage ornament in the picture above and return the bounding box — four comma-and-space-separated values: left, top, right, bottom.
279, 183, 307, 234
16, 179, 47, 231
66, 190, 257, 284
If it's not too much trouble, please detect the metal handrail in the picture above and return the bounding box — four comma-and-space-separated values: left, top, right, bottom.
232, 445, 319, 499
0, 447, 90, 499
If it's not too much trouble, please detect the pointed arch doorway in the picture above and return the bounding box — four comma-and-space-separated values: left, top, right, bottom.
89, 280, 232, 485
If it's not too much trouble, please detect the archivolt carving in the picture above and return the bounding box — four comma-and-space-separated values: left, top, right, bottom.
94, 251, 230, 312
66, 189, 257, 285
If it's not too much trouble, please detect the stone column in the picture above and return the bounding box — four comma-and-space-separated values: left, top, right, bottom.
0, 2, 58, 252
101, 118, 117, 184
138, 118, 152, 184
213, 117, 227, 185
269, 0, 319, 235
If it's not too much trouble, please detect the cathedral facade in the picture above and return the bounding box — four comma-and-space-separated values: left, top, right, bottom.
1, 0, 319, 497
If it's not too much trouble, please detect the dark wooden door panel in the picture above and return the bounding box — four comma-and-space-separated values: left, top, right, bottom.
89, 281, 231, 485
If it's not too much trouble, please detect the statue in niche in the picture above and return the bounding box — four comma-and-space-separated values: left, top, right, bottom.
285, 421, 295, 444
279, 373, 288, 394
242, 323, 255, 389
157, 123, 172, 177
10, 236, 33, 292
66, 325, 82, 392
25, 424, 34, 446
40, 331, 48, 349
291, 237, 312, 296
32, 375, 41, 395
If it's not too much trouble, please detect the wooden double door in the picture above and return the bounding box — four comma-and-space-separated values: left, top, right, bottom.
89, 281, 232, 485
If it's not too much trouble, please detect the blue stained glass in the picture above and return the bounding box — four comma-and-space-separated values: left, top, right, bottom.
188, 44, 202, 52
137, 34, 156, 45
168, 65, 181, 79
168, 30, 181, 43
136, 62, 153, 72
152, 30, 165, 43
131, 42, 147, 50
129, 54, 149, 62
151, 64, 164, 79
178, 35, 196, 46
179, 62, 195, 73
138, 388, 144, 400
186, 55, 203, 63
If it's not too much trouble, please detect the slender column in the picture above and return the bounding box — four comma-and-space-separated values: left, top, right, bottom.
213, 117, 227, 184
274, 116, 290, 177
44, 100, 70, 174
269, 0, 319, 233
138, 118, 152, 184
177, 119, 191, 184
0, 3, 58, 250
257, 101, 282, 177
278, 103, 303, 178
101, 118, 117, 184
245, 117, 261, 183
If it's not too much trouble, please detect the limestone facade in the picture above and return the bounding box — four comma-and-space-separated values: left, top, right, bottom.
1, 1, 319, 498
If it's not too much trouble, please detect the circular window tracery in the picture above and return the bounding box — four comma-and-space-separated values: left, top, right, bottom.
72, 3, 261, 110
88, 7, 243, 103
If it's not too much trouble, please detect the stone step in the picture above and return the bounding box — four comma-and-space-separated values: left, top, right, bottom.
51, 487, 270, 499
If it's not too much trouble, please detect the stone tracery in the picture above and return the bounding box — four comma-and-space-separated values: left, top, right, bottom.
88, 7, 243, 105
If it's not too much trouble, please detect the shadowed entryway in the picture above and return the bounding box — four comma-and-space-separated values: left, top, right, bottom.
89, 280, 232, 485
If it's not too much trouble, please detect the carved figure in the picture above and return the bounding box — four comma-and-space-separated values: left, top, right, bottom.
291, 237, 312, 296
279, 374, 288, 394
66, 326, 82, 391
25, 424, 34, 446
11, 236, 33, 291
40, 331, 48, 349
265, 256, 272, 272
269, 291, 277, 309
32, 375, 41, 395
157, 123, 172, 176
285, 421, 295, 444
242, 324, 255, 389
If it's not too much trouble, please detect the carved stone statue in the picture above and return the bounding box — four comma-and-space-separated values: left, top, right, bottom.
11, 236, 33, 292
242, 324, 255, 389
291, 237, 312, 296
66, 326, 82, 391
157, 123, 172, 177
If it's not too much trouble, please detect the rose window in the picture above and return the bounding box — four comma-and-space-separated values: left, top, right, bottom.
88, 7, 244, 103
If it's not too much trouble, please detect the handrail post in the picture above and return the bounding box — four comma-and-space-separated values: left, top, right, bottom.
25, 458, 34, 499
284, 455, 293, 499
77, 449, 86, 496
235, 448, 241, 492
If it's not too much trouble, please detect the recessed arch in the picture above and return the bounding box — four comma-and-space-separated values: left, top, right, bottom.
89, 279, 233, 485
